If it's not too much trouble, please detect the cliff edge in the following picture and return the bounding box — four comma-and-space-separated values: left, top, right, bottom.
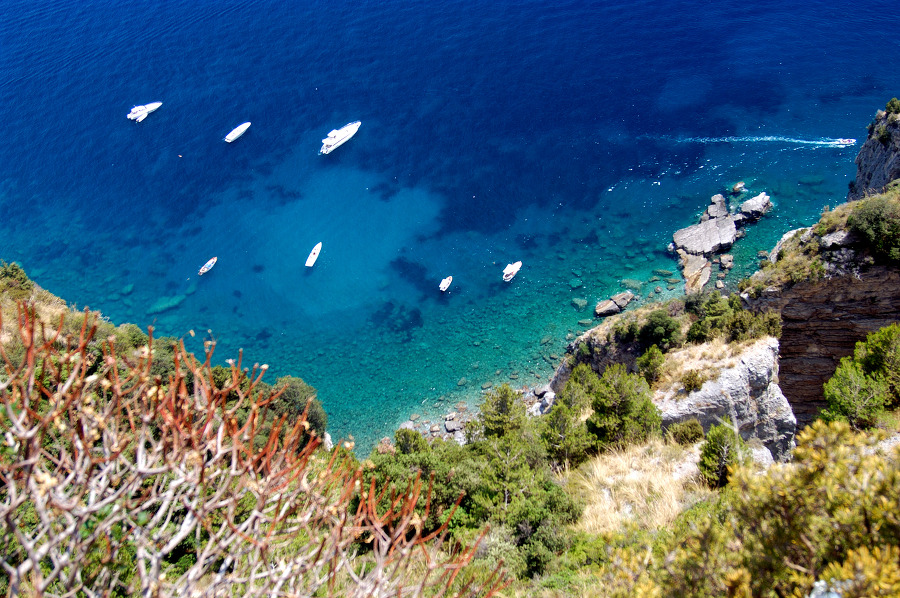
849, 98, 900, 200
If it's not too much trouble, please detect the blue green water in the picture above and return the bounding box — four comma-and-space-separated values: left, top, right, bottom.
1, 0, 897, 450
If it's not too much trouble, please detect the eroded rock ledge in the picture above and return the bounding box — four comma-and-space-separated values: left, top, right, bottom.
670, 192, 772, 294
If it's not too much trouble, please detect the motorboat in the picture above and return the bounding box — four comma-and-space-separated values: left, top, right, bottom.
319, 121, 361, 155
439, 276, 452, 292
127, 102, 162, 122
224, 122, 251, 143
502, 261, 522, 282
305, 242, 322, 267
835, 138, 856, 146
198, 256, 217, 275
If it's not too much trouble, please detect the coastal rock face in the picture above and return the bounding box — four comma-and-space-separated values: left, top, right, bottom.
672, 214, 737, 256
849, 108, 900, 200
747, 264, 900, 426
739, 192, 772, 222
677, 250, 711, 295
655, 337, 796, 460
594, 290, 634, 318
670, 190, 771, 294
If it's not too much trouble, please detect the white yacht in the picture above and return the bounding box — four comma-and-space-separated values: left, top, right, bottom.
439, 276, 453, 292
305, 242, 322, 267
319, 121, 361, 155
502, 261, 522, 282
224, 122, 251, 143
127, 102, 162, 122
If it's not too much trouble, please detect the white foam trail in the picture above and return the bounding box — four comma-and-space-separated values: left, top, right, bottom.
673, 135, 856, 148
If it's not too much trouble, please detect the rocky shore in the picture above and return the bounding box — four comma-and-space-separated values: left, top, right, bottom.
669, 191, 772, 294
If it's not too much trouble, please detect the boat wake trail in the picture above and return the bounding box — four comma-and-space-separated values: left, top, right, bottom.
671, 135, 856, 148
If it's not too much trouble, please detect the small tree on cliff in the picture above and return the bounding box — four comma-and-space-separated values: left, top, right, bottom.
584, 364, 661, 451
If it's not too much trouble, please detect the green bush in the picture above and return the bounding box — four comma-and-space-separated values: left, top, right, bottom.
822, 358, 889, 430
851, 322, 900, 404
876, 125, 892, 145
472, 384, 527, 439
666, 419, 704, 445
394, 428, 429, 455
539, 401, 591, 470
698, 417, 746, 488
584, 363, 661, 451
636, 344, 665, 383
886, 97, 900, 115
682, 369, 706, 393
848, 195, 900, 262
0, 260, 34, 301
638, 310, 681, 351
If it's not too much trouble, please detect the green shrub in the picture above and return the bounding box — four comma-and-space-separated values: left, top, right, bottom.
886, 97, 900, 115
394, 428, 429, 454
0, 260, 34, 301
851, 322, 900, 405
638, 310, 681, 351
666, 419, 704, 445
682, 369, 706, 393
612, 317, 639, 344
636, 344, 665, 383
472, 383, 526, 439
847, 195, 900, 262
876, 125, 891, 145
822, 358, 889, 430
584, 364, 661, 451
539, 401, 591, 470
698, 417, 746, 488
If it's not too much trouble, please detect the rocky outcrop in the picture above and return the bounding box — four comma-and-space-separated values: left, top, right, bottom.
848, 107, 900, 200
594, 290, 635, 318
670, 192, 771, 294
655, 338, 796, 460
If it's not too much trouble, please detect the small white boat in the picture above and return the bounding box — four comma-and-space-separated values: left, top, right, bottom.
198, 256, 217, 275
319, 121, 361, 155
502, 261, 522, 282
439, 276, 452, 292
127, 101, 162, 122
224, 122, 251, 143
836, 138, 856, 146
305, 242, 322, 267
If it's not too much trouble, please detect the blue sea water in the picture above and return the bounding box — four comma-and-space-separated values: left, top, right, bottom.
1, 0, 898, 451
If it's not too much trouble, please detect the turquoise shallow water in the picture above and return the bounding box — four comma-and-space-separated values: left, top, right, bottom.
1, 0, 897, 451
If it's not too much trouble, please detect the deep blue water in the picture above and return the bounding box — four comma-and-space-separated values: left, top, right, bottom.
2, 0, 898, 450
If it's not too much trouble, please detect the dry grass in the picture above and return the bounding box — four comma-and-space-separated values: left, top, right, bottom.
0, 284, 69, 345
653, 337, 735, 391
566, 438, 713, 535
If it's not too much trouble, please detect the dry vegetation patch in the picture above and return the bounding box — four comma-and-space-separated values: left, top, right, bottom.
653, 337, 736, 392
567, 438, 712, 535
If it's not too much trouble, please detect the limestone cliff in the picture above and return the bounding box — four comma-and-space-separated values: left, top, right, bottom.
849, 103, 900, 200
654, 337, 795, 460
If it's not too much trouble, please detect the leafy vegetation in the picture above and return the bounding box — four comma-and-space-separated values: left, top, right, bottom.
583, 364, 661, 451
698, 417, 746, 488
665, 418, 704, 445
685, 292, 781, 344
848, 193, 900, 263
821, 322, 900, 429
681, 369, 706, 392
0, 260, 34, 301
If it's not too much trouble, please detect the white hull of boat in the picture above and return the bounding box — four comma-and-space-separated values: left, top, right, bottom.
225, 122, 251, 143
319, 121, 361, 154
198, 256, 217, 275
502, 261, 522, 282
305, 242, 322, 267
128, 102, 162, 122
439, 276, 452, 292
